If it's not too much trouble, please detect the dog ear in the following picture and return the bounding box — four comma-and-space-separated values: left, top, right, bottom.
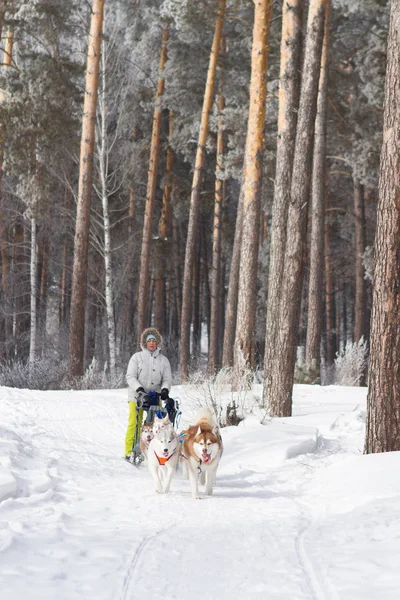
196, 426, 202, 437
212, 425, 219, 436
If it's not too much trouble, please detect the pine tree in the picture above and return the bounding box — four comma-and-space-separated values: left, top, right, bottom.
305, 0, 331, 382
365, 0, 400, 454
136, 26, 169, 345
264, 0, 303, 393
69, 0, 105, 376
179, 0, 226, 381
267, 0, 327, 416
234, 0, 273, 367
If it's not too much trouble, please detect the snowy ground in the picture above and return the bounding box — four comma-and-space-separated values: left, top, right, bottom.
1, 383, 400, 600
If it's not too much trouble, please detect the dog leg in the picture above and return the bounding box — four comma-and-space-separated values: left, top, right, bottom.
205, 469, 214, 496
149, 464, 163, 494
188, 468, 200, 499
163, 465, 175, 494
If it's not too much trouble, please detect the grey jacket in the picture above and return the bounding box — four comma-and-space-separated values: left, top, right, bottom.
126, 346, 172, 401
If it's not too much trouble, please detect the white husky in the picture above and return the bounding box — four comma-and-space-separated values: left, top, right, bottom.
147, 417, 179, 494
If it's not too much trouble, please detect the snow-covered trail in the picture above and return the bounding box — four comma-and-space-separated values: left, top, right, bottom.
1, 385, 400, 600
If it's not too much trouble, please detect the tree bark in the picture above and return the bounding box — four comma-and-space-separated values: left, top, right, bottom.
29, 215, 37, 367
353, 177, 367, 344
154, 109, 174, 333
120, 186, 136, 357
180, 0, 226, 381
365, 0, 400, 454
222, 188, 243, 368
209, 50, 226, 374
267, 0, 327, 417
69, 0, 105, 376
324, 208, 335, 370
264, 0, 303, 394
38, 238, 49, 339
305, 0, 331, 383
234, 0, 273, 366
136, 27, 169, 345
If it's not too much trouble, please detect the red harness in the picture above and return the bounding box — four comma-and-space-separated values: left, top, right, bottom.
154, 450, 176, 465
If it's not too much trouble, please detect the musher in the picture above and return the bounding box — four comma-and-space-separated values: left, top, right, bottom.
124, 327, 173, 460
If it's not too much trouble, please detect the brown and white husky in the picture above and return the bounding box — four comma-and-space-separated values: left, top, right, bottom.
139, 422, 154, 459
181, 408, 223, 499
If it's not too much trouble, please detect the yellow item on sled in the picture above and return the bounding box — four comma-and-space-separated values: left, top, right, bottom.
124, 402, 143, 457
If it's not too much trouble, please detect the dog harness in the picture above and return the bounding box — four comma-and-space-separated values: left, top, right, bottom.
154, 449, 177, 466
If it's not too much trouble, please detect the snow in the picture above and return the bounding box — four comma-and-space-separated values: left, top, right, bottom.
1, 383, 400, 599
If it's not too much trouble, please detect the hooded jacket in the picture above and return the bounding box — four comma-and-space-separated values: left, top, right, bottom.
126, 345, 172, 401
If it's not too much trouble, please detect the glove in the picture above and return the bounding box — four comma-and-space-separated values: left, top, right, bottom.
165, 397, 175, 411
141, 394, 160, 411
136, 387, 145, 393
160, 388, 169, 400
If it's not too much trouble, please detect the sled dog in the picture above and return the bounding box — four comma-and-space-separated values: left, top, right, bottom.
153, 412, 172, 434
139, 422, 154, 459
147, 419, 179, 494
181, 408, 223, 499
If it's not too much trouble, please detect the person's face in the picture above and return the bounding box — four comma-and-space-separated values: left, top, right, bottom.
146, 338, 157, 351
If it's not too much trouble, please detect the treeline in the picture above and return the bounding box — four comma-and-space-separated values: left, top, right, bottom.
0, 1, 391, 420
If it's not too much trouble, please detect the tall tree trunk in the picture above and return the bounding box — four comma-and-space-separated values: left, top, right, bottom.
209, 50, 226, 374
69, 0, 104, 376
365, 1, 400, 454
38, 238, 48, 340
325, 212, 335, 371
13, 221, 29, 359
305, 0, 331, 383
180, 0, 226, 381
98, 42, 117, 380
29, 215, 37, 367
222, 188, 243, 367
267, 0, 327, 417
264, 0, 303, 397
234, 0, 273, 367
120, 187, 136, 357
0, 126, 10, 360
192, 242, 201, 363
59, 234, 70, 328
154, 109, 174, 333
136, 27, 169, 344
353, 177, 367, 343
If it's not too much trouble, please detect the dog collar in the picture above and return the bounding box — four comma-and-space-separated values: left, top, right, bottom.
155, 450, 176, 465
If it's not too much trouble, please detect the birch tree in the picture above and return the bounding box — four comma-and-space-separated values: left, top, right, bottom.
234, 0, 273, 366
365, 0, 400, 454
95, 40, 118, 381
267, 0, 327, 417
180, 0, 226, 381
69, 0, 105, 376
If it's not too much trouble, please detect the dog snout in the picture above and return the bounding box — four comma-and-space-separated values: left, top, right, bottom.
164, 448, 168, 453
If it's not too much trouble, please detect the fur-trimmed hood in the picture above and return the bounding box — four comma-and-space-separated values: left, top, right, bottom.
140, 327, 163, 348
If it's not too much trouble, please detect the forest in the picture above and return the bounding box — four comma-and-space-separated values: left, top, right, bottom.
0, 0, 399, 452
